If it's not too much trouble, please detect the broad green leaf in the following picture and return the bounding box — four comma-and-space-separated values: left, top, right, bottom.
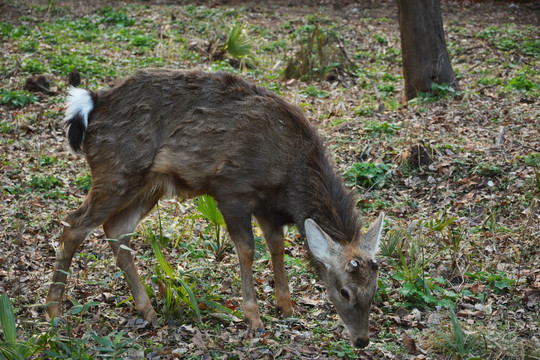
224, 23, 251, 59
150, 233, 174, 279
175, 277, 202, 322
0, 294, 17, 344
194, 195, 226, 227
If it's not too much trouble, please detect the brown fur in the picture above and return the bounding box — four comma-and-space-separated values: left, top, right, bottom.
83, 69, 360, 244
47, 69, 379, 348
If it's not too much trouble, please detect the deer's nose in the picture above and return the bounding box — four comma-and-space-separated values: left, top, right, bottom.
355, 337, 369, 348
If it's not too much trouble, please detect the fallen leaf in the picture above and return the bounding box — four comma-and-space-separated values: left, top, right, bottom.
402, 334, 418, 354
297, 297, 320, 306
157, 279, 167, 299
192, 330, 206, 350
427, 313, 440, 325
471, 282, 485, 295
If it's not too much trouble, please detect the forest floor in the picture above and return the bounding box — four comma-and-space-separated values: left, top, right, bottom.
0, 0, 539, 359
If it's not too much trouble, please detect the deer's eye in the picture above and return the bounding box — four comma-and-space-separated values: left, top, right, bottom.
340, 288, 351, 301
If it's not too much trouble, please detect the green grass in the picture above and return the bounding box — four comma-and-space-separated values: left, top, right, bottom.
345, 162, 392, 189
300, 85, 330, 98
364, 120, 400, 136
0, 90, 38, 108
74, 174, 92, 192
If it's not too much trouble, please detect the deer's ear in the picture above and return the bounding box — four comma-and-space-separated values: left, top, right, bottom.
360, 212, 385, 257
305, 219, 338, 267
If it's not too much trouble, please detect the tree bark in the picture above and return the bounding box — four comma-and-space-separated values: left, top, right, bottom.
397, 0, 458, 101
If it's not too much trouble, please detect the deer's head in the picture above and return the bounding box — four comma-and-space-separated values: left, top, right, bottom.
305, 212, 384, 348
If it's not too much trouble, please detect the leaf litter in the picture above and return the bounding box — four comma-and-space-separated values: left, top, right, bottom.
0, 0, 539, 359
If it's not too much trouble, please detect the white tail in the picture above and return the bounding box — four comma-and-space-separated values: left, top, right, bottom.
64, 87, 94, 153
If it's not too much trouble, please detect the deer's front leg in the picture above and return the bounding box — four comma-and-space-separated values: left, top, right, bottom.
256, 216, 293, 317
221, 207, 263, 330
236, 240, 263, 329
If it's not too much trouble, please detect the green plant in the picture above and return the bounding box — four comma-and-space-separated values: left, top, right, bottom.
39, 156, 58, 167
329, 118, 347, 126
18, 39, 39, 53
0, 294, 43, 359
377, 83, 395, 97
40, 320, 132, 359
0, 90, 38, 108
41, 334, 92, 360
284, 24, 356, 80
373, 33, 388, 45
327, 339, 357, 358
494, 37, 517, 51
507, 75, 537, 92
262, 39, 288, 52
385, 98, 401, 111
91, 330, 138, 358
0, 121, 13, 134
394, 274, 456, 309
29, 175, 62, 191
300, 86, 330, 98
431, 308, 484, 358
393, 240, 444, 287
364, 121, 400, 136
521, 153, 540, 168
74, 174, 92, 191
379, 228, 405, 258
66, 299, 101, 317
43, 341, 91, 359
353, 104, 375, 117
0, 22, 14, 37
423, 212, 457, 233
445, 226, 467, 273
149, 223, 204, 321
382, 72, 400, 82
477, 26, 499, 40
410, 83, 462, 104
344, 162, 391, 189
522, 39, 540, 56
190, 195, 229, 262
130, 35, 156, 49
223, 23, 252, 61
474, 161, 502, 176
147, 216, 236, 322
99, 7, 135, 27
465, 270, 515, 293
47, 52, 112, 78
478, 77, 502, 87
387, 215, 458, 308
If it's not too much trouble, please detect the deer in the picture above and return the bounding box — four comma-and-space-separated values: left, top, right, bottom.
45, 69, 384, 348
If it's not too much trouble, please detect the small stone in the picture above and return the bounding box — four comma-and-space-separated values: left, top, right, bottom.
427, 313, 440, 325
125, 349, 145, 360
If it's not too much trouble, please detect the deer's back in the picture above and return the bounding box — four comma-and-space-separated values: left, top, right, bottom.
84, 69, 319, 212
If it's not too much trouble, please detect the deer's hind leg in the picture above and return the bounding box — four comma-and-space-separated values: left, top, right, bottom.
46, 180, 161, 322
46, 187, 128, 320
102, 190, 163, 322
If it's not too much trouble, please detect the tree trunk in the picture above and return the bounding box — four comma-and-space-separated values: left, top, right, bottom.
397, 0, 458, 101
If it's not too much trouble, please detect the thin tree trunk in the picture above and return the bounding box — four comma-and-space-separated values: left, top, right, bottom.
397, 0, 458, 101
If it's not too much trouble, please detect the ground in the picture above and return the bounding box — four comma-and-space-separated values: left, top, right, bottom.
0, 0, 539, 359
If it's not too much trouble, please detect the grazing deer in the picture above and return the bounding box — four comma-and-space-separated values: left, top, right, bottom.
46, 69, 384, 348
